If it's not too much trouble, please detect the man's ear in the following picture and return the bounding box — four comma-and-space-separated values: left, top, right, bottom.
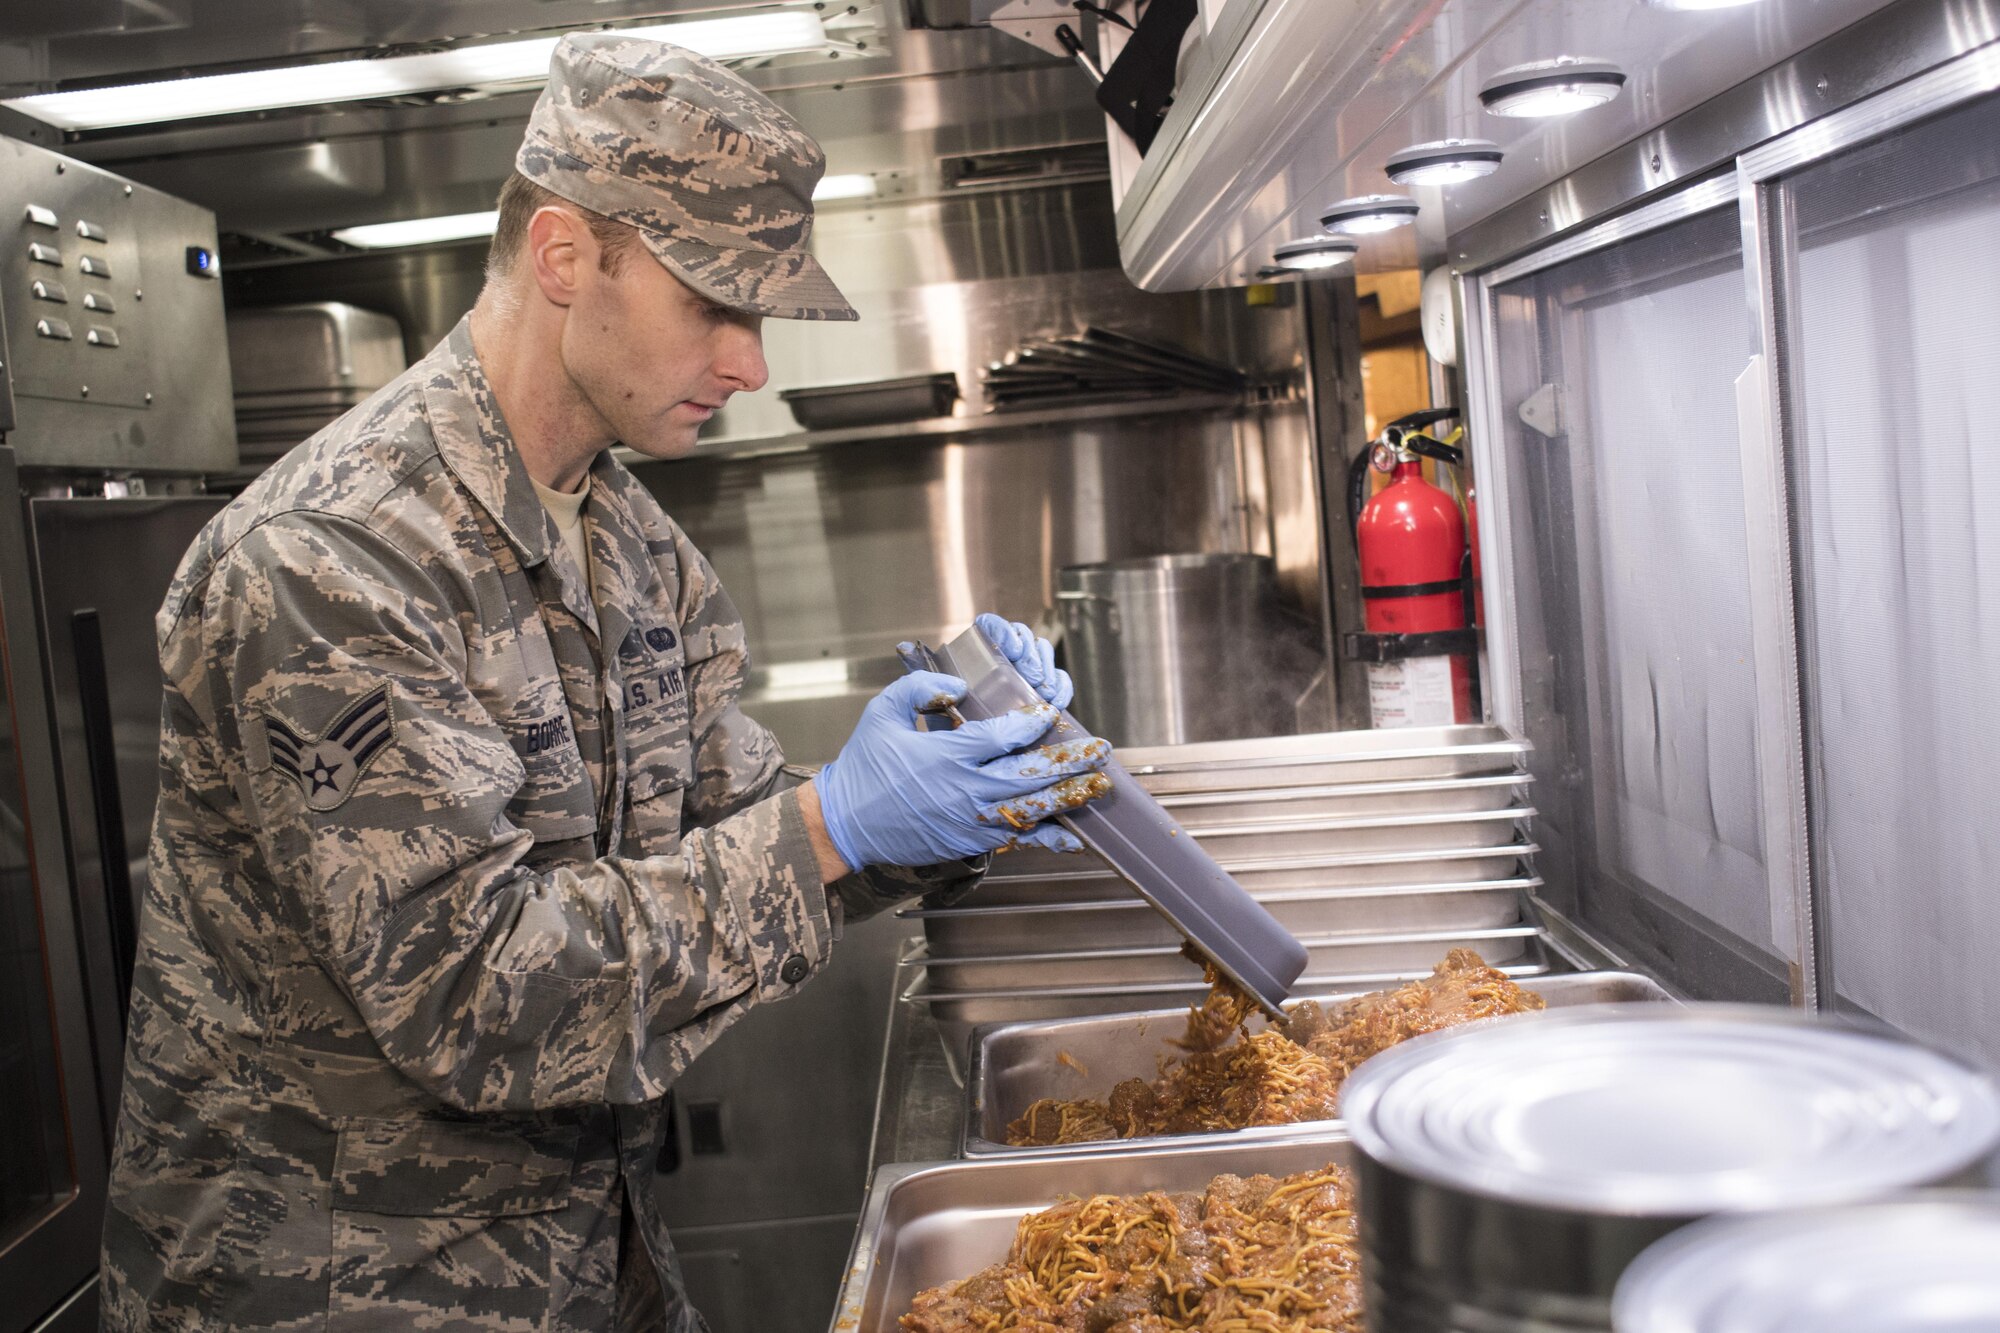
526, 205, 589, 308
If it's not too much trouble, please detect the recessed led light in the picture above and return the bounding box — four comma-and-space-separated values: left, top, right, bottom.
1384, 139, 1504, 187
1319, 194, 1420, 236
1479, 59, 1626, 118
812, 174, 878, 201
331, 211, 501, 249
1269, 237, 1358, 273
3, 11, 829, 130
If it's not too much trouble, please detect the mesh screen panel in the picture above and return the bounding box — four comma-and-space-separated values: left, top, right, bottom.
1493, 204, 1785, 998
1781, 90, 2000, 1070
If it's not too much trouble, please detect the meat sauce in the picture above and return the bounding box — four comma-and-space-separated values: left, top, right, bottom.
1006, 950, 1545, 1147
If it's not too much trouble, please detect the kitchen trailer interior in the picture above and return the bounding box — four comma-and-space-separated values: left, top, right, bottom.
1, 0, 1997, 1328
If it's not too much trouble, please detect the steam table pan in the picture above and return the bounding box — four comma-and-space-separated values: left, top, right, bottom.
904, 624, 1307, 1016
1115, 724, 1529, 793
830, 1135, 1355, 1333
902, 946, 1561, 1069
966, 841, 1538, 906
903, 875, 1542, 955
981, 805, 1532, 880
1155, 771, 1531, 825
960, 971, 1676, 1156
906, 922, 1541, 991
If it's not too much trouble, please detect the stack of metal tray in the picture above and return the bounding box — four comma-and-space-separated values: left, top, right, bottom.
899, 725, 1544, 1049
959, 972, 1677, 1156
832, 1136, 1356, 1333
228, 303, 406, 466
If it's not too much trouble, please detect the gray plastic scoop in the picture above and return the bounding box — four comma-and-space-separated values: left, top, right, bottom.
902, 624, 1308, 1017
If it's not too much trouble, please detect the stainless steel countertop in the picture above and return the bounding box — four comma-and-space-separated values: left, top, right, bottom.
865, 950, 966, 1170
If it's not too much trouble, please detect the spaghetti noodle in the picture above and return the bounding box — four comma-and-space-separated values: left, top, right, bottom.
1006, 949, 1544, 1147
898, 1165, 1361, 1333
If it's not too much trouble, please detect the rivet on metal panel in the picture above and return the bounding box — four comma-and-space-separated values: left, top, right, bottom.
144, 393, 153, 404
80, 385, 89, 397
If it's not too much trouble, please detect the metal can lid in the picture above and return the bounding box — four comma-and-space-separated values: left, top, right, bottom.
1612, 1192, 2000, 1332
1339, 1004, 2000, 1215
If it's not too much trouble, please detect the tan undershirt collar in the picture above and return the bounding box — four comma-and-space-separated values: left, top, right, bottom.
532, 474, 592, 591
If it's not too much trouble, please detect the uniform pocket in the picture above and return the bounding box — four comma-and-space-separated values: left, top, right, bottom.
329, 1118, 578, 1333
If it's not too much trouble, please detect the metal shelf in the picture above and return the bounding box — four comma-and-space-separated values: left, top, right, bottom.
613, 390, 1246, 467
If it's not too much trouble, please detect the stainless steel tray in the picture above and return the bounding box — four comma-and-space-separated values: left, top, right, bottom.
1157, 772, 1532, 826
906, 877, 1539, 956
969, 842, 1539, 905
909, 923, 1539, 992
983, 806, 1532, 881
1115, 725, 1530, 794
961, 972, 1678, 1157
904, 949, 1561, 1072
831, 1136, 1356, 1333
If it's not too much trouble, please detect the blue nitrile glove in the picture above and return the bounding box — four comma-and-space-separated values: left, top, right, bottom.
814, 671, 1112, 870
974, 612, 1072, 709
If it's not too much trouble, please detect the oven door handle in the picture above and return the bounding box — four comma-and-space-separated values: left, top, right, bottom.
71, 607, 136, 1026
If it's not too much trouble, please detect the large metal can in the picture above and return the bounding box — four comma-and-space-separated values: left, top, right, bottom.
1057, 552, 1317, 747
1339, 1005, 2000, 1333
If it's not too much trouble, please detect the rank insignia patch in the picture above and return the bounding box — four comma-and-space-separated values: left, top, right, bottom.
266, 687, 394, 813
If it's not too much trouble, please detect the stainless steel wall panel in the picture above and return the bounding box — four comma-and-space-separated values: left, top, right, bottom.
1754, 83, 2000, 1074
1473, 195, 1788, 1003
629, 410, 1264, 713
0, 139, 236, 473
1455, 0, 2000, 276
1118, 0, 1899, 289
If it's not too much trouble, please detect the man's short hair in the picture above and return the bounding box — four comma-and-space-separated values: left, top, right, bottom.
485, 172, 642, 284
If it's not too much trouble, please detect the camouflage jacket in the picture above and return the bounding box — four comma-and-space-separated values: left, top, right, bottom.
102, 317, 977, 1331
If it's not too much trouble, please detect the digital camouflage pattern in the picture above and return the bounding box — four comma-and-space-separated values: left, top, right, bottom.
517, 34, 857, 322
102, 317, 977, 1331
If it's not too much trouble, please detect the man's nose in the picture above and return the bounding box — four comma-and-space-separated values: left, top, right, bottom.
717, 323, 769, 394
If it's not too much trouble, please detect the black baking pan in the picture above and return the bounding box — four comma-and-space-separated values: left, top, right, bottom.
778, 372, 959, 430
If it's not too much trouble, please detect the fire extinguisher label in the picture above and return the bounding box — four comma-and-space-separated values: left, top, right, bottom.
1367, 657, 1458, 728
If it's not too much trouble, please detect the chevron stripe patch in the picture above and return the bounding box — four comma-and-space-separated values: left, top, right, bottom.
265, 686, 395, 813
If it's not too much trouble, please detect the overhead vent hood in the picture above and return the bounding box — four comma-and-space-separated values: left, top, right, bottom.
943, 141, 1110, 190
1111, 0, 1902, 291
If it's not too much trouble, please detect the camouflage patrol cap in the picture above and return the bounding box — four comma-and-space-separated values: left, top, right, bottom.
517, 33, 856, 321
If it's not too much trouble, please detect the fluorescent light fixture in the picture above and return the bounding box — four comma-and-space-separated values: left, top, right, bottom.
1643, 0, 1760, 8
1269, 237, 1358, 273
1385, 139, 1504, 187
5, 11, 827, 131
1320, 194, 1420, 236
812, 174, 878, 202
1479, 58, 1626, 118
332, 210, 499, 249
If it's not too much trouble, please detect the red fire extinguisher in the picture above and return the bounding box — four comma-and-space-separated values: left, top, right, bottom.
1349, 408, 1477, 728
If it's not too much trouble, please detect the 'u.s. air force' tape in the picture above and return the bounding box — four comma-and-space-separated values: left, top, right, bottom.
264, 687, 394, 813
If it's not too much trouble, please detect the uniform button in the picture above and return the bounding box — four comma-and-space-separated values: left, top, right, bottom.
779, 954, 809, 985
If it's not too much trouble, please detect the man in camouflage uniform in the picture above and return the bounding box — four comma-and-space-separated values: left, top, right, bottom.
102, 34, 1109, 1331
